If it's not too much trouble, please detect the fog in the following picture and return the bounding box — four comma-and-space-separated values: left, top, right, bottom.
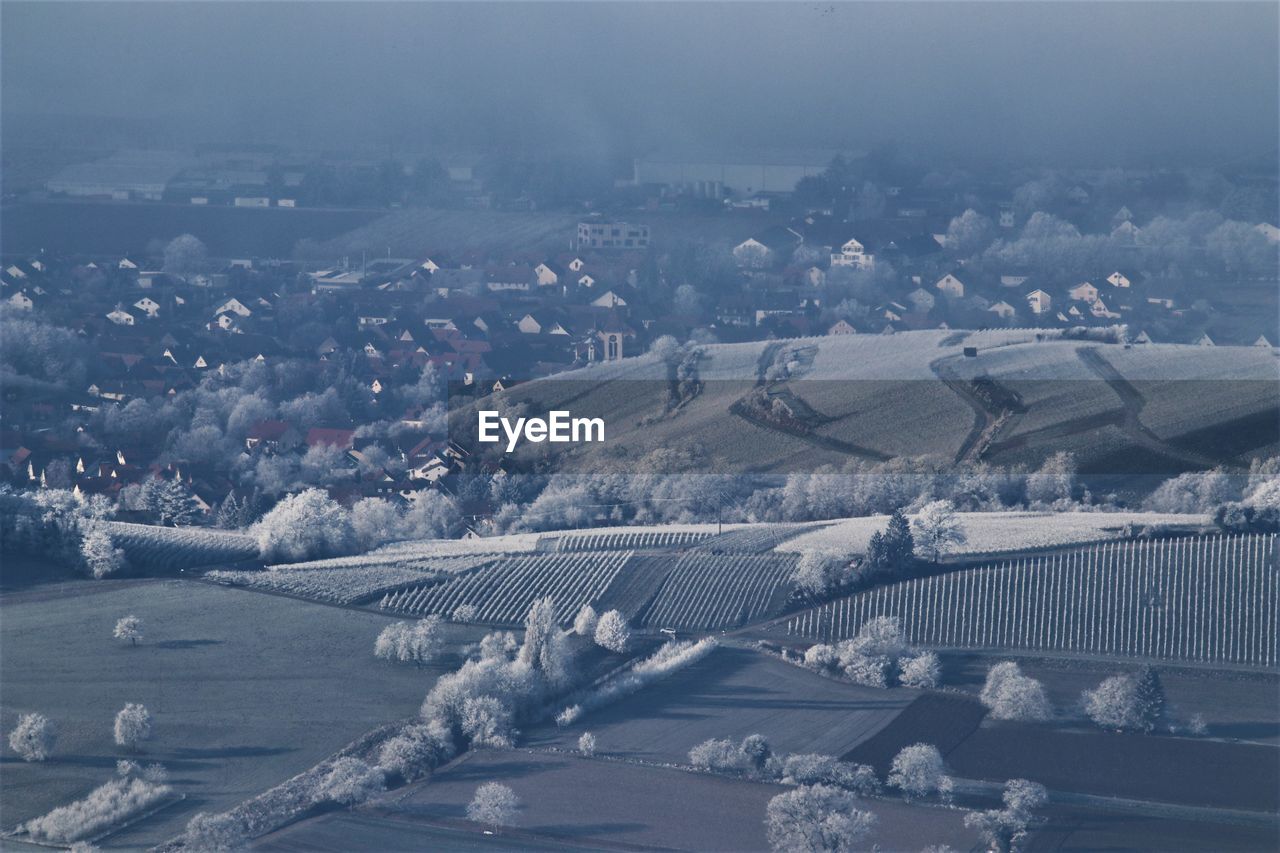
3, 1, 1277, 166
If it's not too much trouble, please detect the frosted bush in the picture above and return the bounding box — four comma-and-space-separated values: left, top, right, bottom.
9, 712, 56, 762
23, 776, 171, 843
315, 757, 384, 805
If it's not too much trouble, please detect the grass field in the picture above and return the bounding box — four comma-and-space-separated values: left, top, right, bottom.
527, 646, 913, 765
0, 579, 465, 847
257, 749, 981, 852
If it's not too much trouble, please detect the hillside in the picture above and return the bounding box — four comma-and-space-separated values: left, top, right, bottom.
454, 330, 1279, 486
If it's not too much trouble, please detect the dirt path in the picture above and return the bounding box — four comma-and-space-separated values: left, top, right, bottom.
930, 356, 1015, 464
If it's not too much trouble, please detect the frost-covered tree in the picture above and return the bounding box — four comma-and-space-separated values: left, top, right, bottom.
964, 778, 1048, 853
114, 703, 153, 749
899, 651, 941, 689
781, 755, 880, 796
864, 509, 915, 579
466, 782, 519, 830
1026, 452, 1076, 504
375, 617, 443, 665
9, 712, 56, 761
577, 731, 596, 756
81, 526, 126, 579
146, 478, 202, 527
980, 662, 1052, 721
163, 234, 208, 274
316, 757, 384, 805
944, 209, 997, 255
912, 501, 967, 562
1081, 669, 1163, 732
792, 550, 852, 597
452, 603, 479, 622
377, 720, 455, 782
572, 604, 598, 637
594, 610, 630, 653
477, 630, 518, 662
518, 596, 572, 684
888, 743, 953, 801
182, 811, 247, 852
460, 695, 514, 748
1145, 468, 1236, 513
252, 489, 355, 562
113, 615, 144, 645
764, 784, 877, 852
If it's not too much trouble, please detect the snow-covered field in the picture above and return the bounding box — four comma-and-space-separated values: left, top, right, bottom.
775, 511, 1210, 557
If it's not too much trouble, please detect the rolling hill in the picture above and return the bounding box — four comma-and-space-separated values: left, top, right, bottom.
452, 330, 1279, 487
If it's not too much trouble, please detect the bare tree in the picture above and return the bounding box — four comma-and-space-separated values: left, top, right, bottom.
466, 782, 519, 830
912, 500, 967, 562
9, 712, 56, 761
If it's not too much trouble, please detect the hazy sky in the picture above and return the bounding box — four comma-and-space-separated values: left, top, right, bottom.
3, 1, 1277, 165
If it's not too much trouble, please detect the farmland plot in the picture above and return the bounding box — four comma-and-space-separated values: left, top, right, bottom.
787, 534, 1278, 668
380, 551, 632, 624
103, 522, 258, 570
695, 523, 819, 554
0, 579, 449, 849
256, 749, 980, 853
642, 552, 797, 629
529, 646, 913, 764
205, 564, 451, 605
777, 511, 1208, 557
549, 528, 713, 552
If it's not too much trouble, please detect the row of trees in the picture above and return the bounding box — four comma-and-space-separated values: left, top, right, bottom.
8, 702, 153, 763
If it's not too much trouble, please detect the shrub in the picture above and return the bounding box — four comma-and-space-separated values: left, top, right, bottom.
315, 757, 384, 805
22, 775, 171, 843
781, 754, 880, 796
377, 721, 455, 782
452, 603, 479, 622
374, 617, 443, 665
9, 712, 56, 762
688, 738, 742, 772
182, 811, 248, 852
554, 639, 716, 725
888, 743, 953, 801
899, 651, 941, 689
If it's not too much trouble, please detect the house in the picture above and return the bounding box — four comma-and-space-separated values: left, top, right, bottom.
245, 420, 295, 452
590, 289, 628, 309
827, 318, 857, 336
1025, 289, 1052, 315
1254, 335, 1273, 348
733, 226, 800, 267
1067, 281, 1097, 303
1195, 333, 1215, 347
533, 262, 563, 287
1106, 270, 1137, 288
566, 256, 587, 272
1132, 330, 1153, 344
1111, 220, 1141, 244
119, 258, 139, 270
906, 287, 936, 312
576, 219, 650, 250
106, 308, 135, 326
934, 272, 965, 298
829, 237, 875, 270
7, 290, 34, 311
576, 273, 597, 289
214, 297, 252, 318
133, 297, 161, 318
1090, 297, 1120, 319
1147, 296, 1176, 310
305, 427, 356, 450
987, 301, 1016, 320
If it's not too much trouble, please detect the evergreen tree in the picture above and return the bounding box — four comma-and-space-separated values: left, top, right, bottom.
1133, 666, 1166, 733
884, 509, 915, 566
